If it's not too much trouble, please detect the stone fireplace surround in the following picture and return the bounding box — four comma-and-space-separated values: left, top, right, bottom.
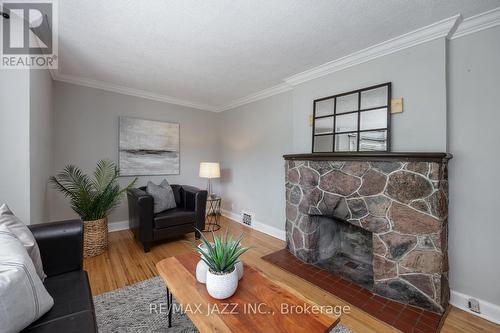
284, 152, 451, 314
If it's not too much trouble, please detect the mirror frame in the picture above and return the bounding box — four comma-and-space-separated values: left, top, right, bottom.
311, 82, 392, 153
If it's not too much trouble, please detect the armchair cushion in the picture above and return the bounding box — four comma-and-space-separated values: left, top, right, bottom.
154, 208, 196, 229
28, 271, 93, 329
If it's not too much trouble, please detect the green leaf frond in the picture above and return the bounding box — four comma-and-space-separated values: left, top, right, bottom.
50, 159, 137, 221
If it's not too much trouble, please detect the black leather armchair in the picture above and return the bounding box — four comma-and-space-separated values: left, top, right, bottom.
25, 220, 97, 332
127, 184, 208, 252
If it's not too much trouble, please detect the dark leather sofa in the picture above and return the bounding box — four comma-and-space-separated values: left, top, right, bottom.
24, 220, 97, 333
127, 185, 208, 252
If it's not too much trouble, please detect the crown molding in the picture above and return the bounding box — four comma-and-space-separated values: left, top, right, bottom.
217, 14, 462, 111
52, 72, 218, 112
49, 8, 499, 113
283, 14, 462, 86
451, 7, 500, 39
217, 82, 292, 112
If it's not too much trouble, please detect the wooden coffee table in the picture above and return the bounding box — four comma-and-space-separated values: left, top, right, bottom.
156, 252, 340, 333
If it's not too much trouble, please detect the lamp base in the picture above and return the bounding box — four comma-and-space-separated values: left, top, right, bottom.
206, 178, 219, 199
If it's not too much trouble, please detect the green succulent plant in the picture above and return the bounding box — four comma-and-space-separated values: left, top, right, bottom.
50, 160, 137, 221
196, 228, 249, 274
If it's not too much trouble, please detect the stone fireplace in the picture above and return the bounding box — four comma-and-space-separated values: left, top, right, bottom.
284, 153, 451, 314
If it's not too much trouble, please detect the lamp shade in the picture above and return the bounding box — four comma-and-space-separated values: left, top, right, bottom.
199, 162, 220, 178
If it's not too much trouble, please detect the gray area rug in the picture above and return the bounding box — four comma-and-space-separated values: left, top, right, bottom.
94, 276, 352, 333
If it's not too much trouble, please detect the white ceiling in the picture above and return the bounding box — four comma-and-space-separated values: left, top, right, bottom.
56, 0, 500, 110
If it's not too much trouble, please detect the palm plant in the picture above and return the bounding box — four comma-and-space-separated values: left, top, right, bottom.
196, 228, 249, 274
50, 160, 137, 221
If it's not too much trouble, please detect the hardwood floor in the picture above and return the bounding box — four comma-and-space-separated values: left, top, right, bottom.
84, 217, 500, 333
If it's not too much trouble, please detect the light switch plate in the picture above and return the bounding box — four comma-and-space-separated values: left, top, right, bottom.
391, 98, 403, 113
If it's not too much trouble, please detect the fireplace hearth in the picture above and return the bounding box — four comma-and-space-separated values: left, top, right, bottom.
284, 152, 452, 314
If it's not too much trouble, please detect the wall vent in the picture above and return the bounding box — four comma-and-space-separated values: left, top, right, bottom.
241, 210, 253, 226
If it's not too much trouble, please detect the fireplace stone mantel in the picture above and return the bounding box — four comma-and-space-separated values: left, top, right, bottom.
284, 152, 452, 162
283, 152, 451, 313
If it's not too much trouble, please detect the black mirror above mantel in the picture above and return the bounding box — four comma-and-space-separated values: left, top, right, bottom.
283, 151, 452, 313
312, 82, 392, 153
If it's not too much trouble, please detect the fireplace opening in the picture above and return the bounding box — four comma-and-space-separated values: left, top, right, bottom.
313, 216, 374, 290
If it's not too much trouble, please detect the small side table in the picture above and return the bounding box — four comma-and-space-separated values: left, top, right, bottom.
203, 196, 221, 232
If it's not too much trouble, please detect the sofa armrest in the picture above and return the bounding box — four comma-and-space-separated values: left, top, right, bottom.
182, 185, 208, 232
29, 219, 83, 277
127, 188, 154, 243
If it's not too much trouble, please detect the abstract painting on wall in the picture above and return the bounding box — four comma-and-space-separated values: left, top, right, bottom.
119, 117, 180, 176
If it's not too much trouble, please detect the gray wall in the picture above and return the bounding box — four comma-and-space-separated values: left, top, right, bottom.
292, 38, 447, 153
49, 82, 219, 223
218, 29, 500, 309
218, 92, 293, 230
448, 26, 500, 306
219, 38, 448, 232
29, 69, 54, 224
0, 70, 31, 223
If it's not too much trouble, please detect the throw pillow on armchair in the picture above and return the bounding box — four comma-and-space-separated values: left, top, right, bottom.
146, 180, 177, 214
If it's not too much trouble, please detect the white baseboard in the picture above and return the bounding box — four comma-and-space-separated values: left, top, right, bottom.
221, 209, 286, 241
108, 220, 129, 232
450, 290, 500, 325
252, 219, 286, 241
220, 209, 240, 224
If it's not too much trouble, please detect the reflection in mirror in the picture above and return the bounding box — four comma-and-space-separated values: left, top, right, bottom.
314, 117, 334, 134
315, 98, 334, 117
335, 133, 358, 152
359, 130, 387, 151
336, 93, 358, 114
360, 108, 387, 130
335, 113, 357, 132
360, 86, 388, 109
314, 135, 333, 152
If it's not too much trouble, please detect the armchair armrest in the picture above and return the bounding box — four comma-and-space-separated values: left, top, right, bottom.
29, 219, 83, 277
127, 188, 154, 244
182, 185, 208, 233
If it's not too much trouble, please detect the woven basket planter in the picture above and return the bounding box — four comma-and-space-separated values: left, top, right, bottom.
83, 218, 108, 258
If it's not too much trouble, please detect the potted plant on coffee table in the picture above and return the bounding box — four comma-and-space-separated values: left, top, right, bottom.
196, 229, 249, 299
50, 160, 136, 258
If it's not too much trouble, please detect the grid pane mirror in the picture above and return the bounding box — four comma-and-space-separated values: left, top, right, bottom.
312, 82, 391, 152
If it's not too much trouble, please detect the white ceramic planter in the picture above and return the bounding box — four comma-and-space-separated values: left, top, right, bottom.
206, 267, 238, 299
195, 260, 209, 283
235, 260, 244, 280
197, 243, 212, 257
